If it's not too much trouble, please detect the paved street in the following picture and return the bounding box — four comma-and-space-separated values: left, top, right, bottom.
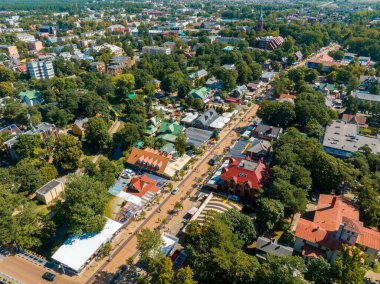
0, 46, 340, 284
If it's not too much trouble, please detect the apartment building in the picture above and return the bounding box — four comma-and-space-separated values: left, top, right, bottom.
142, 46, 171, 56
26, 60, 55, 80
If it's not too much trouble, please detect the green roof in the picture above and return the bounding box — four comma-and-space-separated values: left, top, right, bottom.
319, 83, 337, 91
146, 125, 158, 135
161, 142, 175, 153
19, 90, 42, 101
158, 133, 178, 143
127, 93, 136, 99
189, 87, 208, 100
158, 121, 184, 136
223, 46, 235, 52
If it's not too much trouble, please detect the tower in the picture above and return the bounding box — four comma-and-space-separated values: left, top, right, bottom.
256, 7, 264, 33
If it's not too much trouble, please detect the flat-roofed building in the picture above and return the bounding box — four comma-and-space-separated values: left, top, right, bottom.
35, 179, 64, 204
323, 120, 380, 158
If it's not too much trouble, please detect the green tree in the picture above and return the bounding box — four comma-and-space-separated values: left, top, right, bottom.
175, 132, 187, 156
305, 119, 325, 139
13, 161, 44, 194
256, 197, 285, 234
257, 100, 296, 128
137, 228, 164, 263
220, 209, 256, 245
333, 245, 366, 284
53, 134, 83, 171
13, 135, 41, 160
176, 266, 195, 284
121, 123, 140, 150
269, 179, 307, 218
305, 257, 333, 284
85, 117, 112, 153
255, 255, 307, 284
61, 175, 108, 234
0, 82, 14, 97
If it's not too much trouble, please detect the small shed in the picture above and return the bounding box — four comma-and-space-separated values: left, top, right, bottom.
35, 179, 64, 205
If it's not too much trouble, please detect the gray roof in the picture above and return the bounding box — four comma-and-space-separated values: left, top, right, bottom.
36, 179, 62, 195
246, 139, 271, 154
194, 108, 219, 128
256, 237, 293, 258
352, 91, 380, 102
186, 127, 213, 148
229, 139, 249, 158
323, 120, 380, 155
254, 124, 282, 139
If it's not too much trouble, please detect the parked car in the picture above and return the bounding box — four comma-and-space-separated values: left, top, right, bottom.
42, 272, 56, 282
208, 155, 218, 166
171, 188, 179, 195
228, 195, 239, 202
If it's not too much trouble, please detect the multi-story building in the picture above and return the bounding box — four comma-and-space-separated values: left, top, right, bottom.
255, 36, 285, 50
294, 195, 380, 263
0, 45, 19, 59
142, 46, 171, 56
26, 60, 55, 80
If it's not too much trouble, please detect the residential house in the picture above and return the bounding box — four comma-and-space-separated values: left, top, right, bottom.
189, 87, 209, 102
192, 108, 219, 129
246, 138, 272, 160
125, 174, 161, 197
188, 69, 208, 84
19, 90, 43, 106
306, 53, 341, 72
206, 77, 222, 89
252, 124, 283, 141
72, 117, 89, 136
220, 157, 268, 200
90, 61, 105, 73
256, 237, 294, 261
35, 179, 64, 205
341, 114, 367, 128
261, 72, 276, 83
146, 116, 161, 136
157, 121, 185, 143
294, 195, 380, 263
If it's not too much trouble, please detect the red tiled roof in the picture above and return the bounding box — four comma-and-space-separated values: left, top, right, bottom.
127, 147, 170, 175
295, 219, 341, 250
357, 227, 380, 251
295, 195, 380, 251
302, 245, 327, 259
342, 114, 367, 126
220, 158, 267, 189
125, 174, 160, 197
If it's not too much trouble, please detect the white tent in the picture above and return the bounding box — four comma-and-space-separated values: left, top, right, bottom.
52, 218, 122, 273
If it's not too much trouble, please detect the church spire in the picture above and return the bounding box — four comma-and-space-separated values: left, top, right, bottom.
256, 7, 264, 33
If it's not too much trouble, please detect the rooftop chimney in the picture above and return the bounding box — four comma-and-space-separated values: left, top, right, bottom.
331, 196, 337, 208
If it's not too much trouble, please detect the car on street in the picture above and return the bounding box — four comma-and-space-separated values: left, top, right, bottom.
228, 195, 239, 202
171, 188, 179, 195
42, 272, 56, 282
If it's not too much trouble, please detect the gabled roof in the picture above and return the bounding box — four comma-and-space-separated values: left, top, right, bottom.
221, 158, 267, 189
158, 121, 184, 136
341, 114, 367, 126
194, 108, 219, 127
295, 195, 380, 251
126, 174, 160, 197
127, 147, 170, 175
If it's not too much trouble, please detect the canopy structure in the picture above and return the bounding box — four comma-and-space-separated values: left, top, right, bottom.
52, 218, 122, 273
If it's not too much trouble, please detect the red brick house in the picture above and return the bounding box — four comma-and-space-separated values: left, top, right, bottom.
220, 158, 269, 200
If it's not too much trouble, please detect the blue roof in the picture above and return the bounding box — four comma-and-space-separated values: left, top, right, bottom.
229, 139, 249, 158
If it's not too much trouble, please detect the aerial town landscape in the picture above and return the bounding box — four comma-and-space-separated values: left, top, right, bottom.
0, 0, 380, 283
